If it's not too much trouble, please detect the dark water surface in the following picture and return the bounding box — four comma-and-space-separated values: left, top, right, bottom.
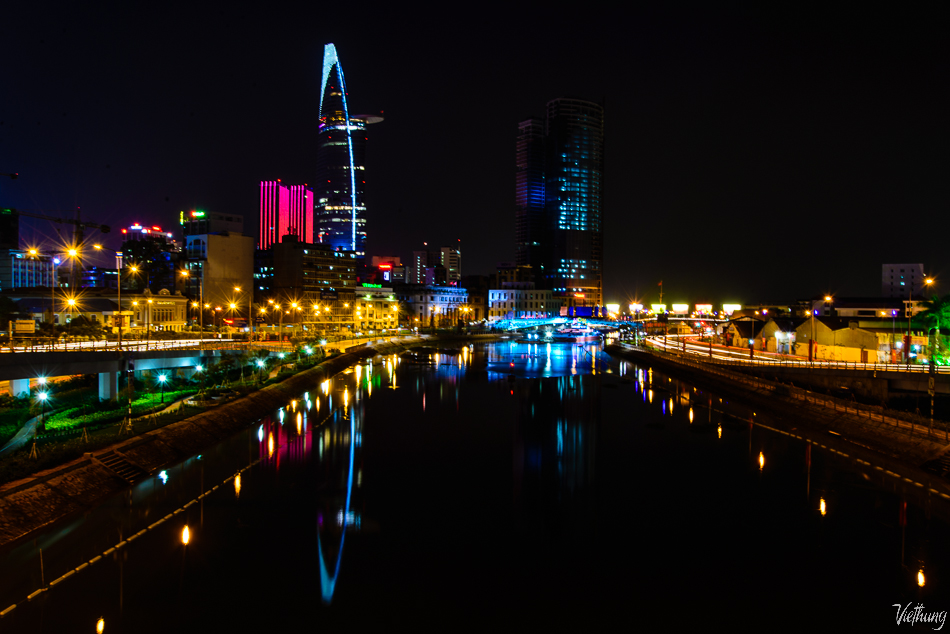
1, 342, 948, 631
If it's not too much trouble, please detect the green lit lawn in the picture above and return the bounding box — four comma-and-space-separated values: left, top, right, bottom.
44, 389, 199, 431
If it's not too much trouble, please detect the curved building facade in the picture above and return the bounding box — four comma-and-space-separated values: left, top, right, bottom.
315, 44, 380, 259
516, 98, 604, 309
545, 98, 604, 308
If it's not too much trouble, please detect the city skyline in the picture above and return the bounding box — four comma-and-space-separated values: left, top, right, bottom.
1, 5, 947, 306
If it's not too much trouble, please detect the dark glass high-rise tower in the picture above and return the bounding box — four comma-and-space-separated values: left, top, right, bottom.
315, 43, 381, 259
515, 118, 545, 270
516, 98, 604, 308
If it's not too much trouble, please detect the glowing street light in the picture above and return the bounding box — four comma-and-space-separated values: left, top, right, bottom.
181, 525, 190, 545
918, 568, 926, 587
30, 390, 49, 459
95, 244, 129, 350
158, 373, 167, 403
96, 617, 105, 633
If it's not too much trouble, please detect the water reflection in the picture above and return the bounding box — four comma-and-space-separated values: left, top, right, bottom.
317, 399, 358, 605
487, 341, 612, 379
513, 374, 598, 521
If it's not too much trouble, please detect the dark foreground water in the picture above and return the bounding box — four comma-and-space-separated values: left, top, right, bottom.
1, 342, 948, 632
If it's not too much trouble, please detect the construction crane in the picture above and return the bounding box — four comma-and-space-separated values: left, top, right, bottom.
1, 207, 111, 288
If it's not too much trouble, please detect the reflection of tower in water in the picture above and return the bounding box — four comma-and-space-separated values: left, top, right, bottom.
513, 373, 598, 522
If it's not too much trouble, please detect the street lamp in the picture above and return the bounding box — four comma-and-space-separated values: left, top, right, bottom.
26, 247, 55, 338
146, 298, 153, 350
180, 268, 204, 350
907, 278, 934, 367
94, 244, 127, 350
31, 390, 48, 459
235, 286, 252, 344
158, 373, 167, 404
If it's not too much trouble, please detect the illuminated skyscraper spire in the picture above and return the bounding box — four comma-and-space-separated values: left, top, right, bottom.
316, 44, 381, 257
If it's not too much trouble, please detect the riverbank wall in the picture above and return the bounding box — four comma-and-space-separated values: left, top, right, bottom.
0, 334, 499, 549
606, 344, 950, 471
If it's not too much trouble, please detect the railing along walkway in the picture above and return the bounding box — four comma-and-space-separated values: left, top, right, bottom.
620, 342, 950, 443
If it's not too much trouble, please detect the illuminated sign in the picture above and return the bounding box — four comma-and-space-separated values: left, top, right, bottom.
191, 210, 206, 218
605, 303, 620, 314
672, 304, 689, 314
651, 304, 667, 313
630, 303, 643, 312
575, 293, 585, 298
695, 304, 713, 314
722, 304, 742, 315
361, 283, 381, 288
378, 263, 392, 270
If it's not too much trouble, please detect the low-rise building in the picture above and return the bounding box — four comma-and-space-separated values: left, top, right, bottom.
396, 284, 469, 328
794, 316, 881, 363
353, 285, 400, 333
487, 282, 555, 321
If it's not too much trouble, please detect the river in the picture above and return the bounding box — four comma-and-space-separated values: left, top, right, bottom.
0, 341, 947, 631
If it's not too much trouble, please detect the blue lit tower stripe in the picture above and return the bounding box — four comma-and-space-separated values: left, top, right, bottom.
320, 43, 359, 252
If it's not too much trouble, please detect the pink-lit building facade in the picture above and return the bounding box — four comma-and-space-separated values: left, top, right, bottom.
259, 180, 314, 250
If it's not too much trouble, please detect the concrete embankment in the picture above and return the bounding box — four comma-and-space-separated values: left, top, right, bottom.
607, 344, 950, 476
0, 335, 497, 549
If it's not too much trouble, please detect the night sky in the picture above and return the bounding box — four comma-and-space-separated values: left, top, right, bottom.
2, 4, 946, 307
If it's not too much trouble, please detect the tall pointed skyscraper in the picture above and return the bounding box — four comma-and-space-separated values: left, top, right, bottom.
516, 98, 604, 309
315, 43, 382, 259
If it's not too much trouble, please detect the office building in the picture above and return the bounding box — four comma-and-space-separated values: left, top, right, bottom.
441, 246, 461, 284
270, 235, 358, 335
184, 221, 254, 311
354, 284, 400, 333
487, 283, 556, 321
271, 234, 356, 300
315, 43, 382, 259
515, 118, 545, 270
516, 98, 604, 308
120, 222, 181, 294
396, 284, 469, 329
259, 181, 313, 250
0, 249, 54, 292
882, 263, 927, 298
182, 210, 244, 237
409, 245, 461, 286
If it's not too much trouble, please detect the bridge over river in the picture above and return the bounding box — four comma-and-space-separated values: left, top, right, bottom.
0, 345, 254, 401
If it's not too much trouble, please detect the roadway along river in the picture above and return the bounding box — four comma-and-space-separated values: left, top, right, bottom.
0, 341, 947, 631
